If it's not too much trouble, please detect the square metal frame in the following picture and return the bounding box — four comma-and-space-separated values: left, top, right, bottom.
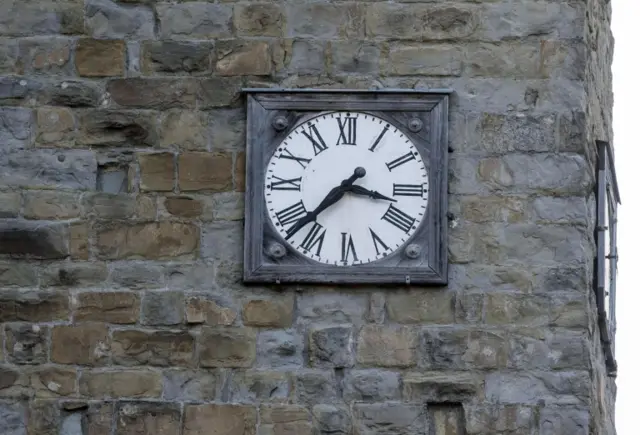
242, 89, 451, 285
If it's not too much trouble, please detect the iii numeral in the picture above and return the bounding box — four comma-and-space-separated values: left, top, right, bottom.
381, 204, 416, 234
386, 152, 416, 171
301, 124, 328, 155
271, 176, 302, 191
369, 125, 389, 152
279, 149, 311, 168
341, 233, 358, 263
369, 228, 389, 256
275, 200, 307, 227
336, 117, 357, 145
393, 183, 424, 197
300, 222, 326, 256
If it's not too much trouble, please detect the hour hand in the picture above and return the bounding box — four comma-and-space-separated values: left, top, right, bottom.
347, 185, 396, 202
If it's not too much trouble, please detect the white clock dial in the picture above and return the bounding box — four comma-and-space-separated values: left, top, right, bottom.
264, 111, 429, 266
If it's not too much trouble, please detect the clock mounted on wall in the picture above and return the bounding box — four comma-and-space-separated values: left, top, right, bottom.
243, 89, 451, 285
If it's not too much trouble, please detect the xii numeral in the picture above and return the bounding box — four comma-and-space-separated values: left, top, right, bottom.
301, 124, 328, 155
300, 222, 326, 256
271, 176, 302, 191
393, 183, 424, 197
341, 233, 358, 263
386, 152, 416, 171
275, 200, 307, 227
381, 204, 416, 234
336, 117, 357, 145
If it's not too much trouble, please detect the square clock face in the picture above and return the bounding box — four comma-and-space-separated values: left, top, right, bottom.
242, 89, 450, 285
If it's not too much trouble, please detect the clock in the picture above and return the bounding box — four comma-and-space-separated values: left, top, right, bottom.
243, 89, 450, 285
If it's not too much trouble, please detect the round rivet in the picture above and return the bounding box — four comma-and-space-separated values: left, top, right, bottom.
405, 244, 421, 259
57, 154, 66, 162
272, 116, 289, 131
408, 118, 423, 132
267, 242, 287, 259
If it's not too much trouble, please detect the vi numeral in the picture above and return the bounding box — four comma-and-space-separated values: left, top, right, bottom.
341, 233, 358, 263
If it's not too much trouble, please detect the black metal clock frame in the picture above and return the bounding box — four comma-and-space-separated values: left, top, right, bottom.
595, 139, 621, 377
242, 89, 451, 285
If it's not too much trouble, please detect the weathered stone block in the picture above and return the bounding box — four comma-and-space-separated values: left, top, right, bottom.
465, 404, 537, 435
83, 192, 155, 220
243, 297, 294, 328
142, 41, 213, 76
330, 41, 378, 75
69, 222, 88, 260
0, 150, 96, 190
235, 151, 245, 191
485, 371, 590, 405
485, 293, 549, 325
157, 3, 233, 39
138, 152, 175, 191
549, 294, 589, 328
539, 406, 589, 435
23, 191, 81, 220
257, 330, 303, 368
260, 405, 312, 435
201, 221, 242, 263
216, 40, 271, 76
199, 327, 256, 368
0, 0, 84, 36
110, 263, 165, 289
51, 323, 109, 366
74, 291, 140, 324
80, 369, 162, 398
164, 196, 205, 218
116, 402, 181, 435
357, 325, 418, 367
297, 292, 367, 325
141, 291, 184, 326
0, 40, 19, 74
477, 113, 557, 153
108, 78, 198, 109
86, 0, 154, 39
81, 402, 113, 435
0, 290, 69, 322
429, 404, 465, 435
312, 405, 351, 435
186, 296, 236, 326
289, 40, 325, 75
387, 290, 455, 324
112, 330, 195, 367
289, 4, 364, 38
342, 370, 401, 402
96, 222, 198, 260
163, 369, 220, 402
75, 39, 125, 77
0, 192, 21, 218
353, 403, 427, 435
309, 326, 354, 368
198, 77, 243, 108
465, 42, 544, 79
420, 328, 468, 369
228, 370, 289, 403
0, 262, 38, 287
178, 152, 233, 192
159, 110, 208, 150
35, 107, 75, 147
293, 370, 338, 405
402, 372, 482, 402
0, 108, 34, 151
532, 196, 588, 225
209, 108, 245, 150
389, 44, 462, 76
234, 4, 284, 37
183, 404, 257, 435
0, 402, 26, 435
508, 329, 589, 370
5, 324, 48, 364
78, 110, 157, 147
27, 399, 60, 435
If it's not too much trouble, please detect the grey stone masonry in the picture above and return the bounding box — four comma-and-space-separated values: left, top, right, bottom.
0, 0, 615, 434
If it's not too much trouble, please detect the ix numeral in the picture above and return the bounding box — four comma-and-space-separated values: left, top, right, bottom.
275, 200, 307, 227
381, 204, 416, 234
271, 176, 302, 191
336, 117, 357, 145
341, 233, 358, 263
300, 222, 326, 256
301, 124, 328, 155
279, 149, 311, 168
393, 183, 424, 197
386, 152, 416, 171
369, 228, 389, 256
369, 125, 389, 152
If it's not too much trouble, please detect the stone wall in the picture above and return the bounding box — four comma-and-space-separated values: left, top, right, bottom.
0, 0, 615, 434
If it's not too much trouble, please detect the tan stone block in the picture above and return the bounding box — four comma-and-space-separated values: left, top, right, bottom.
460, 196, 527, 224
0, 290, 70, 322
116, 402, 181, 435
234, 4, 285, 37
138, 152, 175, 192
75, 39, 125, 77
387, 290, 455, 324
51, 323, 109, 366
163, 196, 204, 218
235, 151, 246, 192
85, 402, 113, 435
184, 404, 257, 435
23, 190, 82, 219
216, 41, 271, 76
356, 325, 418, 368
388, 44, 462, 76
96, 222, 199, 260
260, 405, 312, 435
74, 292, 140, 324
69, 222, 89, 260
485, 293, 548, 325
80, 369, 162, 398
0, 366, 28, 398
28, 399, 61, 435
186, 296, 237, 326
178, 152, 233, 192
31, 367, 77, 398
199, 327, 256, 368
0, 191, 21, 218
242, 298, 293, 328
159, 110, 208, 150
108, 78, 199, 110
36, 107, 75, 147
111, 329, 195, 367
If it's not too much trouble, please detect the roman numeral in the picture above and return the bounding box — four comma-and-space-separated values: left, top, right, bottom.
301, 124, 328, 155
299, 222, 326, 256
271, 176, 302, 191
341, 233, 358, 263
393, 183, 424, 197
279, 149, 311, 168
381, 204, 416, 234
336, 117, 357, 145
369, 125, 389, 151
369, 228, 389, 256
386, 152, 416, 171
275, 201, 307, 227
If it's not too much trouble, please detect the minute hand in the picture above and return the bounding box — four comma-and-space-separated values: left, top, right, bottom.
347, 185, 396, 202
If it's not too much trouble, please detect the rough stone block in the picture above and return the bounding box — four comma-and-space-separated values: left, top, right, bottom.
199, 327, 256, 368
43, 262, 102, 289
0, 150, 96, 190
5, 324, 48, 364
0, 0, 84, 36
342, 370, 401, 402
539, 406, 589, 435
260, 405, 312, 435
289, 40, 325, 75
243, 297, 294, 328
549, 294, 589, 328
485, 293, 549, 325
186, 296, 237, 326
110, 263, 165, 290
116, 402, 181, 435
112, 329, 195, 367
80, 369, 162, 398
141, 291, 184, 326
163, 369, 220, 402
183, 404, 256, 435
138, 152, 175, 191
357, 325, 418, 368
257, 330, 303, 368
216, 40, 271, 76
0, 107, 34, 151
96, 222, 199, 260
209, 108, 245, 150
353, 403, 427, 435
86, 0, 154, 39
228, 370, 289, 403
289, 4, 364, 38
234, 4, 284, 37
23, 191, 82, 220
312, 404, 351, 435
159, 110, 208, 150
465, 404, 537, 435
201, 221, 242, 262
293, 370, 338, 405
477, 113, 557, 153
485, 371, 590, 405
83, 192, 155, 220
108, 78, 198, 109
0, 290, 69, 322
429, 404, 465, 435
51, 323, 109, 366
402, 372, 482, 402
0, 262, 38, 287
508, 329, 589, 370
142, 40, 213, 76
27, 400, 60, 435
309, 326, 354, 368
388, 44, 462, 76
0, 39, 19, 74
532, 196, 588, 225
163, 196, 205, 218
297, 292, 367, 325
0, 192, 21, 218
81, 402, 113, 435
457, 195, 527, 224
387, 290, 455, 324
157, 3, 233, 39
74, 291, 140, 324
78, 110, 158, 147
465, 42, 545, 78
75, 39, 125, 77
0, 402, 26, 435
198, 77, 243, 108
330, 41, 378, 75
35, 107, 75, 147
178, 152, 233, 192
235, 151, 245, 191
